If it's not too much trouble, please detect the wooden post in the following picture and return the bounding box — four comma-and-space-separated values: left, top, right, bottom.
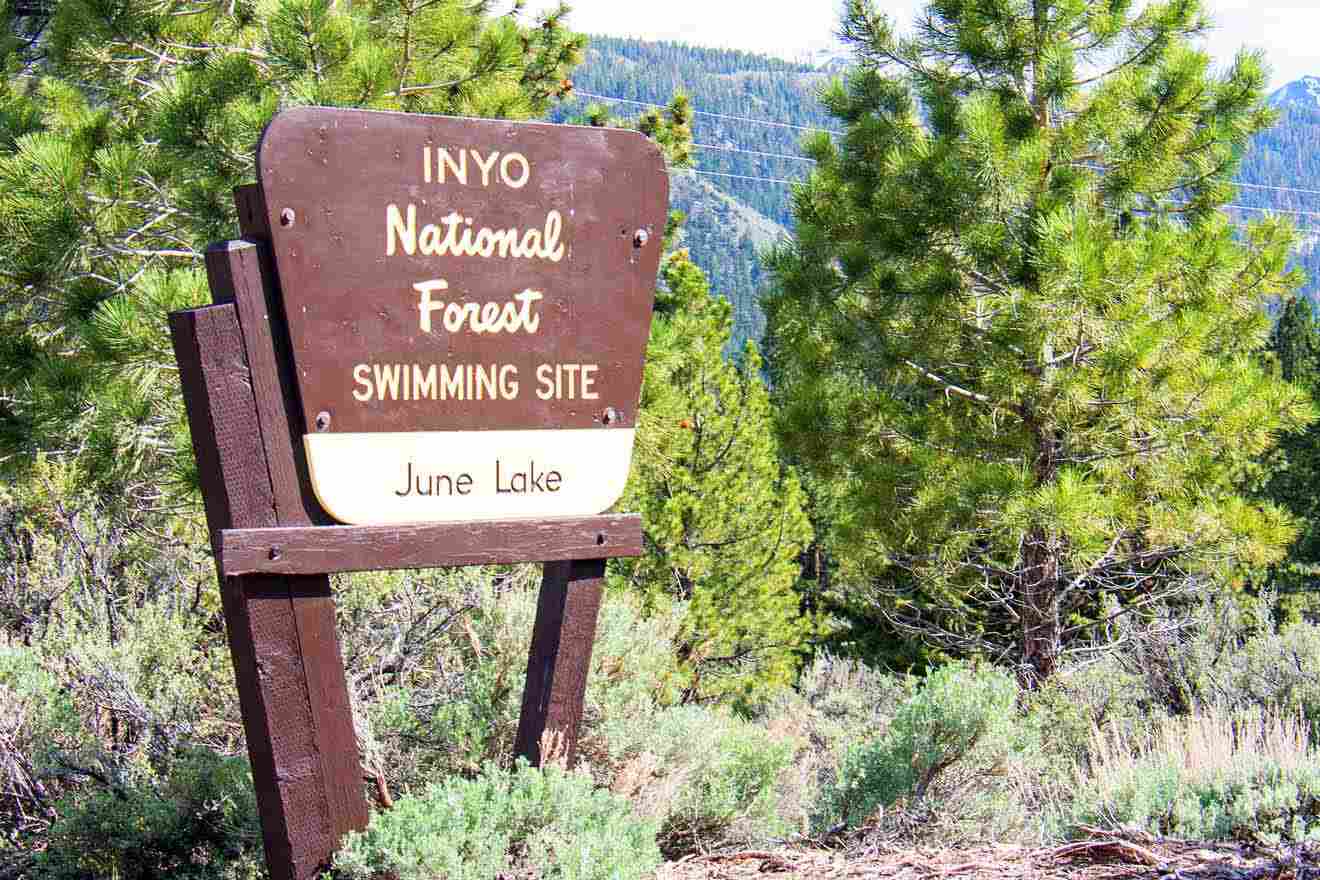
167, 131, 659, 876
171, 259, 368, 880
514, 559, 607, 768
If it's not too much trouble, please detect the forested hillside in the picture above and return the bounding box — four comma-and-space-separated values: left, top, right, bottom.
561, 38, 1320, 345
551, 37, 827, 349
1239, 83, 1320, 299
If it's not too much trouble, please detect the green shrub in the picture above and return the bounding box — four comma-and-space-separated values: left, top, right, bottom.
743, 654, 915, 838
340, 565, 543, 787
1072, 709, 1320, 843
0, 648, 88, 831
788, 654, 913, 749
330, 760, 659, 880
813, 661, 1037, 841
584, 591, 685, 723
343, 565, 689, 789
602, 703, 792, 855
35, 747, 263, 880
1120, 594, 1320, 727
1025, 656, 1166, 771
1221, 623, 1320, 730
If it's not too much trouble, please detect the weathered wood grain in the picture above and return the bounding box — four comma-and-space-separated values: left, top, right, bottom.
205, 235, 367, 852
172, 306, 333, 879
217, 514, 642, 576
205, 238, 328, 527
172, 297, 367, 880
514, 559, 607, 768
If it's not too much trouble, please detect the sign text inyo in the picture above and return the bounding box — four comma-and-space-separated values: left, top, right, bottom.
258, 107, 667, 525
169, 107, 668, 880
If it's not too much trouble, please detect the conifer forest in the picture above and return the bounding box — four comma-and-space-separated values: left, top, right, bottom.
6, 1, 1320, 878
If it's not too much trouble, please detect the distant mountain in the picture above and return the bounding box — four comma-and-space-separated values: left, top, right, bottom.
668, 172, 788, 346
801, 47, 851, 73
559, 43, 1320, 349
1269, 76, 1320, 111
1240, 78, 1320, 299
554, 36, 836, 350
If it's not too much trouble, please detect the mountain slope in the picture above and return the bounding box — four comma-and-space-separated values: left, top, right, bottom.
560, 38, 1320, 349
669, 172, 788, 347
1239, 84, 1320, 300
1269, 76, 1320, 111
553, 37, 827, 351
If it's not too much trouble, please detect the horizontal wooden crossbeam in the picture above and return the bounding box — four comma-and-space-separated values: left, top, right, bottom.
217, 514, 643, 576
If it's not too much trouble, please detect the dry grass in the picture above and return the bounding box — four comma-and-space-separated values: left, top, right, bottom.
1085, 707, 1315, 787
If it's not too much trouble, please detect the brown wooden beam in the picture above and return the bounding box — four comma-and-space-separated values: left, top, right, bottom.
217, 514, 642, 576
205, 234, 368, 862
514, 559, 607, 769
172, 247, 370, 880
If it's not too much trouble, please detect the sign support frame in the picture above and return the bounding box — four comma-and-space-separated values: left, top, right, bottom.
169, 187, 646, 880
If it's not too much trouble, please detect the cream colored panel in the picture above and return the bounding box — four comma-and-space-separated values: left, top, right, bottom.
303, 429, 636, 525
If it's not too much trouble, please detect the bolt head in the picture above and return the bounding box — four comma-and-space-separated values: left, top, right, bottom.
633, 229, 649, 248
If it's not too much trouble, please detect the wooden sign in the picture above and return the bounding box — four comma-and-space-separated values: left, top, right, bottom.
171, 107, 668, 880
256, 108, 668, 525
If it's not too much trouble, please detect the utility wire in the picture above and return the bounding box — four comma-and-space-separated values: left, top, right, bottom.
685, 155, 1320, 224
1071, 161, 1320, 201
693, 142, 817, 163
573, 91, 1320, 204
571, 90, 844, 135
686, 168, 804, 185
697, 147, 1320, 202
1205, 202, 1320, 220
671, 168, 1320, 230
1233, 180, 1320, 197
679, 162, 1320, 219
566, 92, 1320, 229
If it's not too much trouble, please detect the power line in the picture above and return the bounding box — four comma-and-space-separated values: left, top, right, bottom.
562, 91, 1320, 226
575, 90, 1320, 201
693, 142, 817, 163
588, 89, 1320, 204
687, 169, 805, 185
677, 163, 1320, 219
670, 167, 1320, 231
1232, 180, 1320, 197
1070, 161, 1320, 202
571, 90, 844, 135
1207, 202, 1320, 220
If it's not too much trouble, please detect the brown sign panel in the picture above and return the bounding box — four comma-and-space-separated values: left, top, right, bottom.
257, 107, 668, 525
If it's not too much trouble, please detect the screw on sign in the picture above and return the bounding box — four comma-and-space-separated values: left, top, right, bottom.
168, 107, 668, 880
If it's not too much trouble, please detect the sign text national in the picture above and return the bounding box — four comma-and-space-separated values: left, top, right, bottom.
256, 108, 669, 525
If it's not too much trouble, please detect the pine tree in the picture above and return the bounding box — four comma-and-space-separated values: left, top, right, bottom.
764, 0, 1314, 684
615, 244, 814, 704
1259, 296, 1320, 616
0, 0, 585, 503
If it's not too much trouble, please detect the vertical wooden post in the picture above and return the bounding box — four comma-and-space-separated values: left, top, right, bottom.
514, 559, 607, 767
171, 249, 368, 880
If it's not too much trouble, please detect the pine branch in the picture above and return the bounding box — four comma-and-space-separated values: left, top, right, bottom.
900, 359, 995, 406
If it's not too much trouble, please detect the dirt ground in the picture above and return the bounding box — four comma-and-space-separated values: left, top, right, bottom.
656, 833, 1320, 880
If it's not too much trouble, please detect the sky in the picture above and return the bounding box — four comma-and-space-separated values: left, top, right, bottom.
521, 0, 1320, 90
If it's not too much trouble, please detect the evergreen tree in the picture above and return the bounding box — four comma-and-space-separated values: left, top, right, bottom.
1259, 296, 1320, 615
0, 0, 585, 503
764, 0, 1313, 684
615, 245, 814, 704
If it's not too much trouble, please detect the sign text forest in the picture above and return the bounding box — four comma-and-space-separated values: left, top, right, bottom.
257, 108, 669, 525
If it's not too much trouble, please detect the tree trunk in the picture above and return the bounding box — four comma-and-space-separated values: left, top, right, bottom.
1018, 526, 1061, 688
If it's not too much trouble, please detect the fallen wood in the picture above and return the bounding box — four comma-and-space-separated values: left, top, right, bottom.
655, 838, 1320, 880
1050, 838, 1162, 867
